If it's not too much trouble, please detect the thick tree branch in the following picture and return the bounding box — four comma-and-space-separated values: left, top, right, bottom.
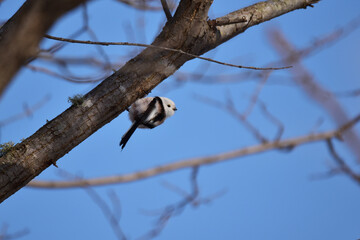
27, 114, 360, 189
0, 0, 88, 97
0, 0, 320, 203
208, 0, 320, 47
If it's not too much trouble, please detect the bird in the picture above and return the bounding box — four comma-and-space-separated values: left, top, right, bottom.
120, 96, 177, 149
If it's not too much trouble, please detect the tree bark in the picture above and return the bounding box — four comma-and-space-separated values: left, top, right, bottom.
0, 0, 320, 203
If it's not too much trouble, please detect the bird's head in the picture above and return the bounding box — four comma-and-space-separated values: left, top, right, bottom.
161, 97, 177, 118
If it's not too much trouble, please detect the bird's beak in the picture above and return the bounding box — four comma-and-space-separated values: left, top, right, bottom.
173, 107, 178, 111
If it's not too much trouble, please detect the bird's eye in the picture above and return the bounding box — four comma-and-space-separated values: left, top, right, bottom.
167, 104, 171, 107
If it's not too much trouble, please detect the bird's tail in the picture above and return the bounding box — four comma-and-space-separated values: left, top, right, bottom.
119, 122, 139, 149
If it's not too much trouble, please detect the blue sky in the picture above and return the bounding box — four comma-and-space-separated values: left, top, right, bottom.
1, 0, 360, 239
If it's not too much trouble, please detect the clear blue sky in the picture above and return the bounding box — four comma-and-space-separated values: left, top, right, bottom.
1, 0, 360, 239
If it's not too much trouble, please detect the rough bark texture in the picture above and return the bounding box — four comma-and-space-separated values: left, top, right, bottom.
0, 0, 87, 96
0, 0, 320, 203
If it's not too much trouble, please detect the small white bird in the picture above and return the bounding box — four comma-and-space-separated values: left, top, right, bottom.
120, 96, 177, 149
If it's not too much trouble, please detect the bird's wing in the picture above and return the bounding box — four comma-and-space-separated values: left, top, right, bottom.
142, 97, 166, 128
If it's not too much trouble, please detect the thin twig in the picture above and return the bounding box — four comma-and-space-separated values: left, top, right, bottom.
333, 89, 360, 98
107, 190, 122, 223
258, 100, 284, 141
26, 64, 106, 83
0, 226, 29, 240
160, 181, 190, 198
85, 188, 127, 240
81, 4, 112, 70
0, 95, 50, 127
326, 139, 360, 185
44, 34, 291, 71
242, 71, 271, 119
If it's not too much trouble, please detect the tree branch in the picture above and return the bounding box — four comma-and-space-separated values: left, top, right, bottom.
28, 114, 360, 189
208, 0, 320, 47
326, 139, 360, 186
0, 0, 88, 97
160, 0, 172, 20
0, 0, 320, 203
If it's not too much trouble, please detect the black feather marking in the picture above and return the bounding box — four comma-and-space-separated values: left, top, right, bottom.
141, 97, 165, 128
151, 97, 165, 123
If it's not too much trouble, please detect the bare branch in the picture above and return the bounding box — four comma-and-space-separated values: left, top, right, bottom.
107, 190, 123, 223
80, 4, 112, 70
0, 224, 29, 240
242, 71, 271, 119
333, 89, 360, 98
37, 55, 115, 69
258, 100, 285, 141
26, 64, 106, 83
326, 139, 360, 186
28, 114, 360, 189
85, 188, 127, 240
160, 0, 172, 20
